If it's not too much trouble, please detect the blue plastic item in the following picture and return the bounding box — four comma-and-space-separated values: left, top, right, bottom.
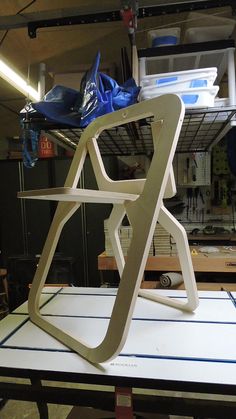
181, 94, 199, 104
152, 35, 178, 47
22, 127, 40, 168
31, 85, 83, 127
156, 76, 178, 85
20, 52, 140, 130
79, 52, 140, 127
19, 51, 140, 164
79, 52, 113, 127
100, 73, 140, 110
190, 79, 207, 88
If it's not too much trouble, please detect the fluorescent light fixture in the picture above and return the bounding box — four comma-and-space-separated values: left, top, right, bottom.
0, 58, 40, 102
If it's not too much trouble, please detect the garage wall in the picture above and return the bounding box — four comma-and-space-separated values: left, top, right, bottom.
0, 155, 118, 288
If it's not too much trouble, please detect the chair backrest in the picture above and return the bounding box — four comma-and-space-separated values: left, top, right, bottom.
64, 94, 184, 198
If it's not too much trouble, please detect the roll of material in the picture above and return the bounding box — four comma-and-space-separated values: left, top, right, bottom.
160, 272, 183, 288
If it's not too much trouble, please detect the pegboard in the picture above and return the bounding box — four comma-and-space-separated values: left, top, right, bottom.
176, 151, 211, 186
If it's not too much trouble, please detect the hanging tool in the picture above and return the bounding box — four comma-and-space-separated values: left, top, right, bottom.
186, 157, 190, 183
192, 187, 199, 215
191, 153, 197, 182
120, 1, 139, 82
120, 1, 138, 35
192, 164, 196, 182
191, 153, 198, 168
186, 188, 193, 220
194, 187, 199, 207
199, 188, 205, 204
187, 188, 193, 207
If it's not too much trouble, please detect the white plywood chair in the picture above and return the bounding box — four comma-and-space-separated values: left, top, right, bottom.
18, 94, 199, 364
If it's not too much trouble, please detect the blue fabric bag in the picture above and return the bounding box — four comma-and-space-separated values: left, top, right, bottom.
31, 85, 83, 127
79, 51, 140, 127
100, 72, 140, 110
20, 52, 140, 129
20, 52, 140, 167
79, 52, 113, 127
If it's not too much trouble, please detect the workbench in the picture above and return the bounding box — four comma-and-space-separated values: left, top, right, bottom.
1, 286, 236, 418
98, 246, 236, 274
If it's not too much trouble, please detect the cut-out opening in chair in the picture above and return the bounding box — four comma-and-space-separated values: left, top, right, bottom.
18, 94, 199, 364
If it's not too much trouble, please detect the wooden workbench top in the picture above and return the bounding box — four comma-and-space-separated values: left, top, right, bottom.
98, 246, 236, 273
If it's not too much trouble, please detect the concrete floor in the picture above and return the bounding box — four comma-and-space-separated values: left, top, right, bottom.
0, 400, 191, 419
0, 399, 73, 419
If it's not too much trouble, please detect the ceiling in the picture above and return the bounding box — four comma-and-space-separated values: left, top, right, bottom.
0, 0, 234, 152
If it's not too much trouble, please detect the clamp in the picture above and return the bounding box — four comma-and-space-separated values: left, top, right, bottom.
120, 0, 138, 35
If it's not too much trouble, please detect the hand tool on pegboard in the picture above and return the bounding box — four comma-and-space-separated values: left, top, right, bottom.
120, 1, 139, 83
186, 188, 193, 220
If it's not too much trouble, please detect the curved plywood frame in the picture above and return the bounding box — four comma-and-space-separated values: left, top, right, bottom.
18, 94, 199, 363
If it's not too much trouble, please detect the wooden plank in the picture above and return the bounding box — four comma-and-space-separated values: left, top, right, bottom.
18, 187, 138, 204
98, 246, 236, 273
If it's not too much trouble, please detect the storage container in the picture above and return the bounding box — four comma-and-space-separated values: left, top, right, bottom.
141, 77, 214, 94
184, 25, 235, 44
183, 11, 236, 43
147, 28, 181, 47
140, 85, 219, 108
140, 67, 217, 88
140, 78, 217, 96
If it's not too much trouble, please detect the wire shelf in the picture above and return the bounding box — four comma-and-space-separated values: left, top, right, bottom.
47, 106, 236, 155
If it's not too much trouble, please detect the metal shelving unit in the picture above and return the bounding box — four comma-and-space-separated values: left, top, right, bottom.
178, 106, 236, 152
37, 39, 236, 156
44, 105, 236, 155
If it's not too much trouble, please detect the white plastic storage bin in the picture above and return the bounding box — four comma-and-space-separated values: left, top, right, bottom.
140, 67, 217, 88
138, 39, 236, 105
183, 11, 236, 43
140, 85, 219, 108
184, 25, 235, 44
148, 28, 181, 47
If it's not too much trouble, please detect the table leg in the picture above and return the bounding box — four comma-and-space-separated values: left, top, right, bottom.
30, 378, 48, 419
115, 387, 133, 419
2, 277, 8, 301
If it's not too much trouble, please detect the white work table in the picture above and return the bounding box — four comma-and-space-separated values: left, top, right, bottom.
1, 287, 236, 417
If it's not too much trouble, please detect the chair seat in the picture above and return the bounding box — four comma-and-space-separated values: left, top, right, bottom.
18, 187, 139, 204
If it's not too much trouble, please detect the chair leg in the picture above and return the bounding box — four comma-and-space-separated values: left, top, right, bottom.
28, 201, 80, 316
138, 205, 199, 311
106, 204, 126, 276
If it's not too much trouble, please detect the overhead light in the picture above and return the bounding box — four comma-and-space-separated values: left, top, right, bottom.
0, 58, 40, 102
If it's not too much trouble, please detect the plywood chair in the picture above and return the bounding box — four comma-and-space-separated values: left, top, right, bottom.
18, 94, 199, 364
